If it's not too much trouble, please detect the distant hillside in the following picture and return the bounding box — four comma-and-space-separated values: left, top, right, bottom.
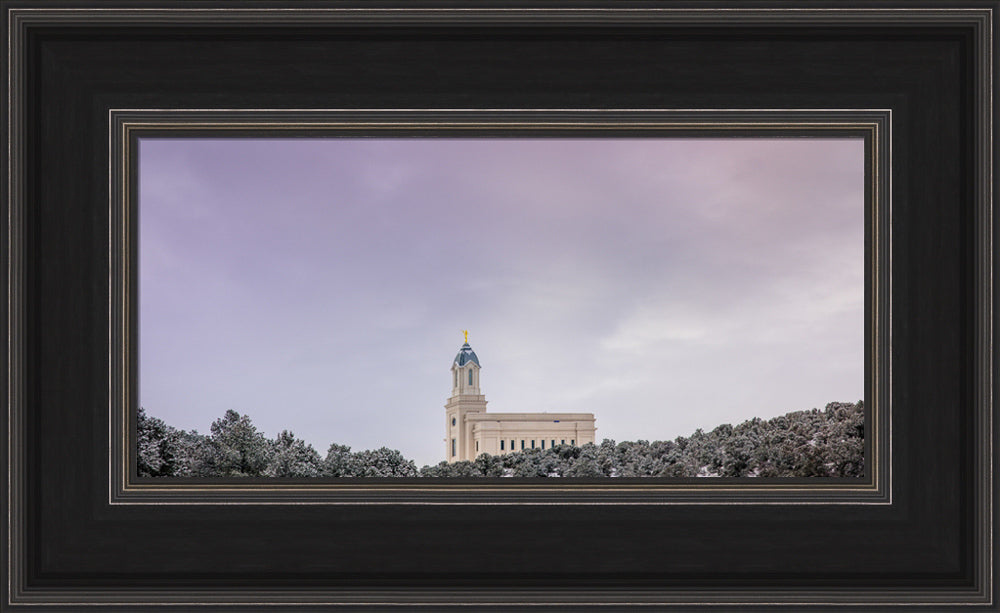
138, 401, 863, 478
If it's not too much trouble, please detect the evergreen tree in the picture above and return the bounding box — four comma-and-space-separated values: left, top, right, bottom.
420, 459, 488, 477
172, 429, 213, 477
267, 430, 323, 477
349, 447, 418, 477
137, 406, 179, 477
202, 410, 272, 477
323, 443, 358, 477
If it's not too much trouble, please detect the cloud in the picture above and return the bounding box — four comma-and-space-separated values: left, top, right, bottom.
601, 308, 714, 352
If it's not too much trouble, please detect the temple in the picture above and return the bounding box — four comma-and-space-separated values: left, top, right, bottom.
444, 335, 597, 462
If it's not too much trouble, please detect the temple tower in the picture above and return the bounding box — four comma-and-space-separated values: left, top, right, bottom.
445, 332, 487, 462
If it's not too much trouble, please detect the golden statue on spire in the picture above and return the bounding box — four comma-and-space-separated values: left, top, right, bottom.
463, 330, 468, 344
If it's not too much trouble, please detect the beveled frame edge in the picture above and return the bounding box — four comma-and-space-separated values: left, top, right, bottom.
4, 3, 993, 609
108, 109, 888, 506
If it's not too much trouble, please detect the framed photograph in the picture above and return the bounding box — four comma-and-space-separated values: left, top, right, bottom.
117, 112, 884, 504
4, 1, 995, 610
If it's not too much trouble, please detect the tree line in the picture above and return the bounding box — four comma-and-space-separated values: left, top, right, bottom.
138, 401, 863, 478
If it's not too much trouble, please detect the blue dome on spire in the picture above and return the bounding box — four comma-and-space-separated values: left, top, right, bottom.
453, 343, 480, 367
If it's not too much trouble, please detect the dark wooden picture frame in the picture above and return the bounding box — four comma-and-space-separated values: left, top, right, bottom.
3, 2, 996, 609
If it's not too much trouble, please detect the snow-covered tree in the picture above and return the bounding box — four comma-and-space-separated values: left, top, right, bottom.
419, 460, 483, 477
349, 447, 418, 477
202, 409, 272, 477
137, 406, 179, 477
323, 443, 357, 477
171, 429, 213, 477
266, 430, 323, 477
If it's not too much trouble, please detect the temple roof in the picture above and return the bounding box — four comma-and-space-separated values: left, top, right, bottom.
453, 342, 480, 367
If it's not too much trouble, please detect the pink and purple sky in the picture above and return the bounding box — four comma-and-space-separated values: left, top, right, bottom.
139, 138, 864, 468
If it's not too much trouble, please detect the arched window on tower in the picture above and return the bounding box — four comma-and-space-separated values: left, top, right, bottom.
454, 370, 457, 388
468, 368, 473, 385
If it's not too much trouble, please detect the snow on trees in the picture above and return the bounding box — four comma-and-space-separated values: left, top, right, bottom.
138, 401, 865, 478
